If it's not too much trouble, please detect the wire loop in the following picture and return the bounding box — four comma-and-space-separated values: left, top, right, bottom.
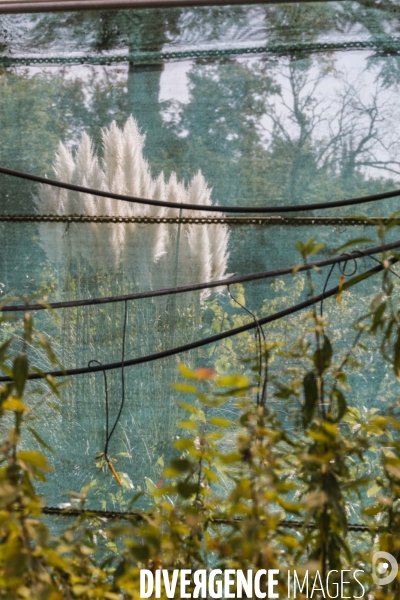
89, 301, 128, 486
228, 285, 267, 406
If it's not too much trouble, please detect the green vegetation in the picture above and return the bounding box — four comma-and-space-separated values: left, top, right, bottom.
1, 234, 400, 598
3, 4, 400, 597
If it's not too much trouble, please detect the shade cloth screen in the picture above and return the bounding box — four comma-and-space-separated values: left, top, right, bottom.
1, 1, 400, 510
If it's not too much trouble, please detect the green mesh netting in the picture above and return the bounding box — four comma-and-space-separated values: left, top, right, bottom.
1, 1, 400, 511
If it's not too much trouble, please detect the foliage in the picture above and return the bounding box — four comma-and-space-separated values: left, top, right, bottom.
3, 5, 400, 596
2, 236, 400, 598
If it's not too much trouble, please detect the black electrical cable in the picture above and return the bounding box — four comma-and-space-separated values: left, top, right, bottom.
0, 0, 349, 17
0, 257, 393, 383
320, 251, 400, 316
319, 253, 358, 317
3, 239, 400, 313
88, 359, 109, 443
358, 250, 400, 280
106, 300, 128, 455
93, 302, 128, 485
228, 285, 267, 406
1, 164, 400, 214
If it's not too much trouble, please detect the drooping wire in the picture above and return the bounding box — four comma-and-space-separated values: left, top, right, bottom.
320, 254, 358, 317
4, 239, 400, 313
88, 359, 109, 444
356, 250, 400, 281
0, 257, 395, 383
93, 300, 128, 486
319, 250, 400, 318
2, 164, 400, 213
106, 299, 128, 455
228, 285, 268, 406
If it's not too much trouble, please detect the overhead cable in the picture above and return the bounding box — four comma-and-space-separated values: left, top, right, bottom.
0, 0, 337, 16
3, 239, 400, 313
0, 257, 393, 383
1, 165, 400, 213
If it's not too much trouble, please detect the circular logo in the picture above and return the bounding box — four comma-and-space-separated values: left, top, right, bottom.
372, 551, 398, 586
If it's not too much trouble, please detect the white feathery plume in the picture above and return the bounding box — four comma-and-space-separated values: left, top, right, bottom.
36, 116, 230, 298
188, 171, 212, 208
55, 142, 76, 182
140, 165, 156, 210
186, 172, 213, 300
74, 133, 96, 184
35, 117, 231, 475
164, 172, 186, 218
35, 142, 76, 266
44, 142, 75, 214
122, 116, 147, 199
101, 121, 125, 191
209, 221, 230, 281
152, 172, 186, 291
152, 172, 168, 262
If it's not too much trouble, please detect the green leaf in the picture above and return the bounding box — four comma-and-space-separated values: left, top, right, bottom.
275, 384, 294, 399
17, 450, 51, 471
120, 473, 134, 490
191, 409, 206, 424
302, 371, 318, 428
130, 544, 150, 561
295, 239, 325, 257
36, 333, 60, 367
371, 301, 387, 333
325, 472, 347, 530
144, 477, 161, 503
208, 416, 233, 427
24, 312, 33, 344
332, 389, 347, 423
2, 397, 27, 412
367, 484, 381, 498
217, 374, 249, 389
176, 482, 199, 498
168, 458, 192, 474
0, 338, 12, 364
393, 328, 400, 381
178, 363, 198, 380
174, 439, 194, 451
364, 505, 383, 516
72, 585, 91, 596
313, 336, 332, 372
27, 426, 53, 452
177, 401, 198, 414
12, 353, 28, 398
334, 237, 375, 253
172, 383, 198, 394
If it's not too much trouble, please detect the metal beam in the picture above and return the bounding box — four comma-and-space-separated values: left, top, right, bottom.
0, 0, 344, 14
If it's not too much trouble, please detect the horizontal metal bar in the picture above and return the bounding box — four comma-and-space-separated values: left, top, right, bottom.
0, 214, 395, 225
0, 0, 345, 15
42, 506, 373, 531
